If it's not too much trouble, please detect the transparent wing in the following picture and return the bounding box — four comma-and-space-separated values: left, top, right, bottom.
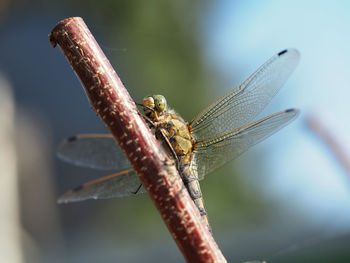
58, 169, 146, 203
57, 134, 131, 171
190, 49, 300, 140
193, 109, 299, 179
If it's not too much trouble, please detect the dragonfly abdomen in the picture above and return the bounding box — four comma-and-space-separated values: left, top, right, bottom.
179, 161, 211, 232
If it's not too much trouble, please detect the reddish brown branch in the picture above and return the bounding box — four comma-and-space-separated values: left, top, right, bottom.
49, 17, 226, 262
306, 115, 350, 177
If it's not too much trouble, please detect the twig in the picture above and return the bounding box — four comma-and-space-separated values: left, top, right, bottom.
49, 17, 226, 262
306, 115, 350, 177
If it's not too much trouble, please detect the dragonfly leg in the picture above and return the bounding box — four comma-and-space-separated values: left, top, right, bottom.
142, 115, 156, 127
137, 103, 157, 127
142, 113, 179, 163
132, 183, 143, 195
157, 128, 179, 163
137, 103, 154, 113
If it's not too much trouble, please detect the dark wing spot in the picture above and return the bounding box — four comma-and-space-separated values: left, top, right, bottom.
278, 49, 288, 56
67, 136, 77, 142
72, 185, 83, 192
285, 108, 295, 113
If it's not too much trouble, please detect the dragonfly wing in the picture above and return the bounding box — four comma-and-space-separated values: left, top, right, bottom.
193, 109, 299, 180
190, 49, 300, 139
58, 169, 146, 203
57, 134, 131, 171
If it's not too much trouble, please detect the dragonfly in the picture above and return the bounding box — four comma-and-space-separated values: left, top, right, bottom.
57, 48, 300, 231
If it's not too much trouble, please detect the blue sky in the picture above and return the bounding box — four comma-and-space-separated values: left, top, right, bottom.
201, 1, 350, 230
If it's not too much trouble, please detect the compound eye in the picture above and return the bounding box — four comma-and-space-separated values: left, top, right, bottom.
154, 95, 167, 113
142, 96, 155, 110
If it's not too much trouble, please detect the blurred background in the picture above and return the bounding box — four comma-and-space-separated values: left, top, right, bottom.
1, 0, 350, 262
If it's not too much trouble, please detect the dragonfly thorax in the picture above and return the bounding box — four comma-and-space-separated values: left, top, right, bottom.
156, 113, 194, 157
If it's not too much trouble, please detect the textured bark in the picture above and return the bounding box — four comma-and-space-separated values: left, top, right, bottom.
49, 17, 226, 263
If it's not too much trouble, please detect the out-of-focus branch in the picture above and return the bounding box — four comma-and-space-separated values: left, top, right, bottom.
0, 76, 23, 263
49, 17, 226, 262
306, 115, 350, 177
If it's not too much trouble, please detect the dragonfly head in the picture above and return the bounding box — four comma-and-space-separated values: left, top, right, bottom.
142, 95, 167, 117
